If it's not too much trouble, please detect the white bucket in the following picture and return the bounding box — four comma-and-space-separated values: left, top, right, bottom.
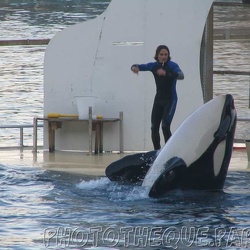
75, 96, 96, 119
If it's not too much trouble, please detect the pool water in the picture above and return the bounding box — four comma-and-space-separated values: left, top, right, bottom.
0, 1, 250, 249
1, 163, 249, 249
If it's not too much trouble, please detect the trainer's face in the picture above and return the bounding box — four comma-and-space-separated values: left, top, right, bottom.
158, 49, 169, 63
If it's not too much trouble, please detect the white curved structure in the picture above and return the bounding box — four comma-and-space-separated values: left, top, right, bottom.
44, 0, 213, 151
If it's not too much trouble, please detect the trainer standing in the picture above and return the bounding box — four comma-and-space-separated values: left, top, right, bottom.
131, 45, 184, 150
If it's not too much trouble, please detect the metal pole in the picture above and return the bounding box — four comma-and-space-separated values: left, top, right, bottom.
33, 117, 38, 152
20, 127, 24, 147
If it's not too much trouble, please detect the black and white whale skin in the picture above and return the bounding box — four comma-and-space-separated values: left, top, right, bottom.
105, 150, 158, 184
106, 94, 237, 198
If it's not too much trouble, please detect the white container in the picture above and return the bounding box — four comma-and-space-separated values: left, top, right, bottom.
75, 96, 96, 119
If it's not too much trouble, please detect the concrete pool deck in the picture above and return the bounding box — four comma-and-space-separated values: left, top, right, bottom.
0, 147, 249, 175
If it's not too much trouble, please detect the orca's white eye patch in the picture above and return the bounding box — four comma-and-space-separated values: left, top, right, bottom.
213, 140, 226, 176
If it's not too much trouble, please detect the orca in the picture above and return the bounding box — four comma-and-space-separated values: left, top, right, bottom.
106, 94, 237, 198
105, 150, 158, 184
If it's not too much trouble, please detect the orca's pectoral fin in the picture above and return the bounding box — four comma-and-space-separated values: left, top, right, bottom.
148, 157, 187, 198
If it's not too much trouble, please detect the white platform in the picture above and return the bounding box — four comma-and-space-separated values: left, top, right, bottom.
44, 0, 213, 152
1, 148, 249, 176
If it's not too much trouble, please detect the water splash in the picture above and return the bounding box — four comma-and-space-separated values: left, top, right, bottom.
76, 177, 149, 201
76, 177, 110, 190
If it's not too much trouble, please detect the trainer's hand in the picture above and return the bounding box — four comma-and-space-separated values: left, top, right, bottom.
157, 68, 166, 76
131, 65, 139, 74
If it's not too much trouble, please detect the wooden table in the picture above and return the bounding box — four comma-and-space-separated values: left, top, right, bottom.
33, 111, 123, 154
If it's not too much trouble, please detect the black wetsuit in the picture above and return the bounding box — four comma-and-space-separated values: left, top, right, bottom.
133, 60, 182, 149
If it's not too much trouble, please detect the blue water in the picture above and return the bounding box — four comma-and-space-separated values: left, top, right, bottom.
1, 163, 250, 249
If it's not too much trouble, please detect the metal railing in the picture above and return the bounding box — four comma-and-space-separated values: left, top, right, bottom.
0, 124, 43, 148
214, 70, 250, 108
235, 118, 250, 143
0, 119, 248, 149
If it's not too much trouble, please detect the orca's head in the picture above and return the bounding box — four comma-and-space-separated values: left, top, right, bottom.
182, 94, 237, 190
214, 94, 237, 144
211, 94, 237, 177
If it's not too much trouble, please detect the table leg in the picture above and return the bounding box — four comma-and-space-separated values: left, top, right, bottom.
99, 122, 103, 153
119, 111, 124, 153
88, 107, 93, 154
48, 121, 61, 152
94, 123, 99, 154
48, 122, 55, 152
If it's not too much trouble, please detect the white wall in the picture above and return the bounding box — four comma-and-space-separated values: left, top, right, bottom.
44, 0, 214, 151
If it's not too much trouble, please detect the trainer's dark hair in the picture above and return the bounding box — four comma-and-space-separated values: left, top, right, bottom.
154, 45, 171, 62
